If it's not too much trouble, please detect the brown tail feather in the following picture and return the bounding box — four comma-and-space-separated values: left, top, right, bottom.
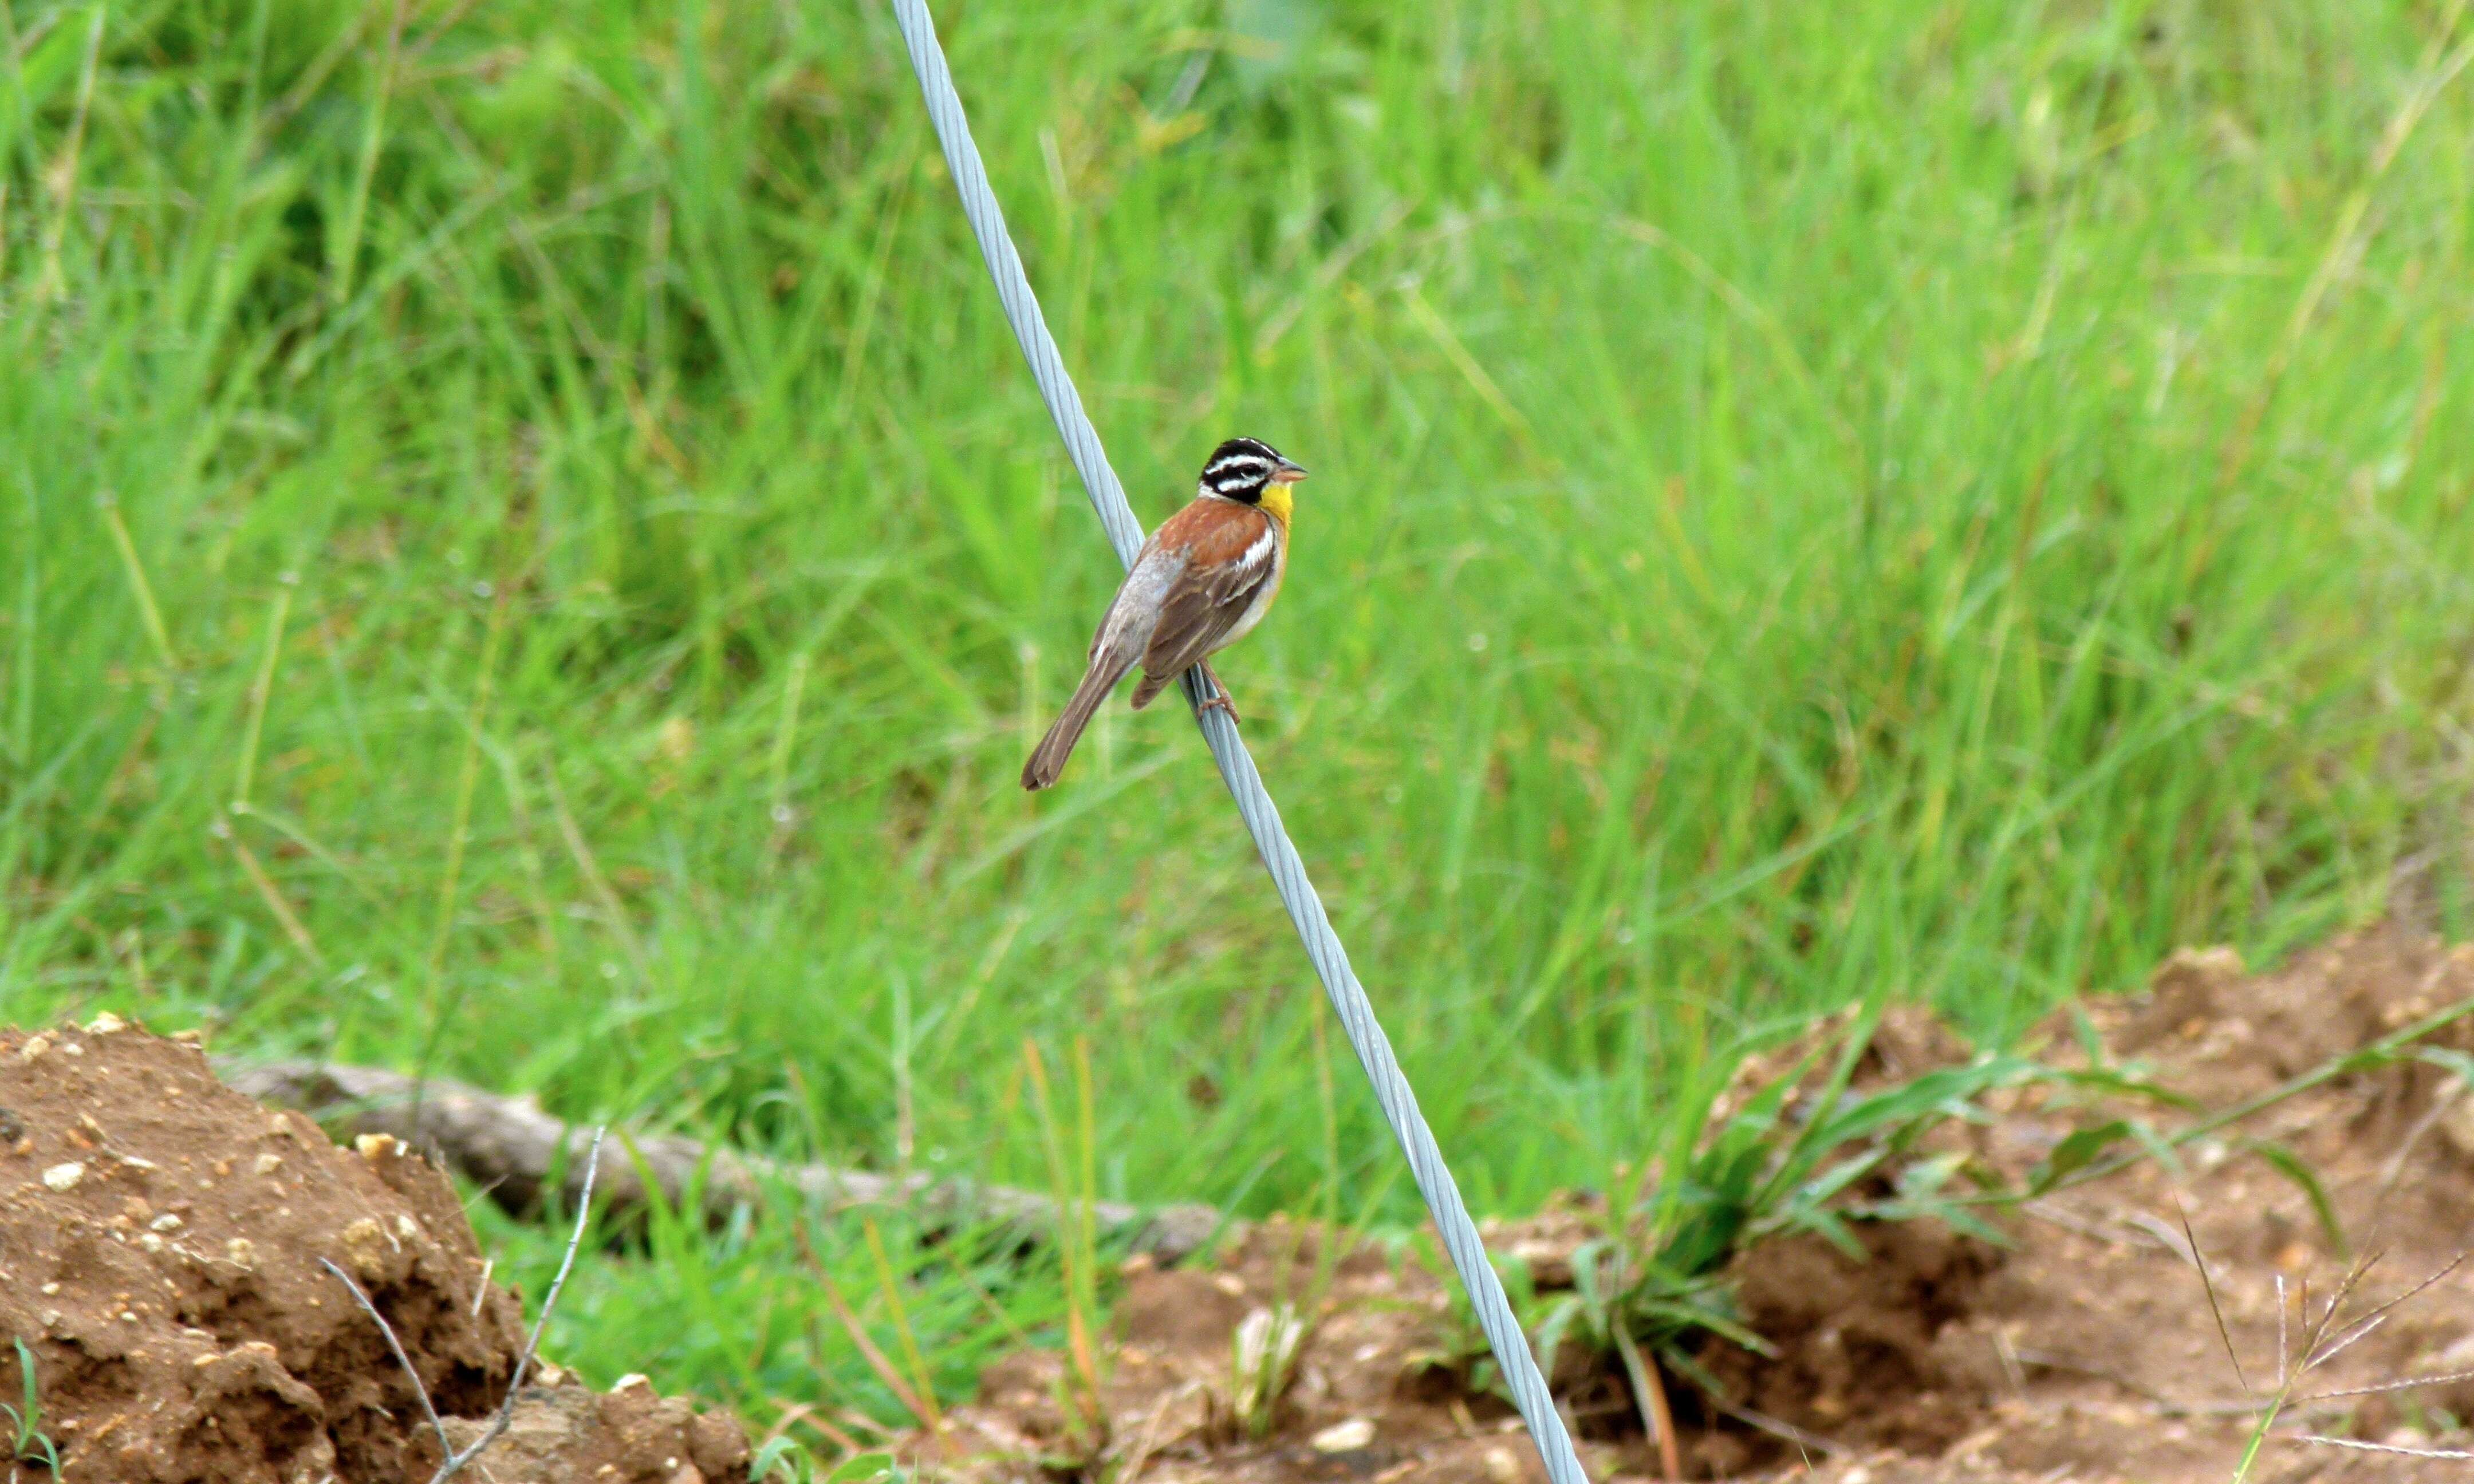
1022, 658, 1132, 790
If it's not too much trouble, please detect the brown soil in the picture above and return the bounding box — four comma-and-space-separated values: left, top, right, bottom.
912, 926, 2474, 1483
0, 1019, 751, 1484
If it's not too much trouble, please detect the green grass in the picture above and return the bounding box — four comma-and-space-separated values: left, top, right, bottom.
5, 0, 2474, 1443
468, 1183, 1067, 1460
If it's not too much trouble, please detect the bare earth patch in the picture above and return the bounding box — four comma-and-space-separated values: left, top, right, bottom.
0, 1021, 750, 1484
916, 927, 2474, 1483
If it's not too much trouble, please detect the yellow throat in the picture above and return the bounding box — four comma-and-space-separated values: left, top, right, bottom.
1259, 482, 1294, 528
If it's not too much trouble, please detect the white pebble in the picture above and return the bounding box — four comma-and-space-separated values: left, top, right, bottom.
1311, 1418, 1375, 1453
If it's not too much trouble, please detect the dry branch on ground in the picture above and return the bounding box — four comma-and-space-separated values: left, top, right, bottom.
222, 1057, 1228, 1260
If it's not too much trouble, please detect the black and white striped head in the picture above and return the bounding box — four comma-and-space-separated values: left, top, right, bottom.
1197, 437, 1307, 504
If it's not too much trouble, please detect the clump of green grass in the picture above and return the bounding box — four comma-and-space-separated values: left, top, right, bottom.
1424, 1008, 2103, 1436
1222, 1301, 1308, 1441
3, 1337, 62, 1476
5, 0, 2474, 1423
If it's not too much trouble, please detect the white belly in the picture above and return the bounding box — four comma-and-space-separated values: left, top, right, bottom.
1211, 530, 1286, 652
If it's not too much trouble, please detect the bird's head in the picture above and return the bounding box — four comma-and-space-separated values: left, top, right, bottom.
1197, 437, 1307, 510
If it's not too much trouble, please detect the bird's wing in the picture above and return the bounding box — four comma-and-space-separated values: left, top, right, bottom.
1135, 503, 1279, 693
1084, 530, 1185, 662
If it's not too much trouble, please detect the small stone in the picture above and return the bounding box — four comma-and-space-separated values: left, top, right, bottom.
1212, 1272, 1247, 1297
139, 1234, 164, 1253
613, 1374, 652, 1392
86, 1012, 128, 1035
253, 1153, 282, 1175
355, 1134, 402, 1160
1483, 1447, 1520, 1483
19, 1035, 50, 1061
40, 1282, 58, 1296
226, 1238, 258, 1270
42, 1162, 85, 1191
509, 1406, 572, 1440
60, 1041, 83, 1057
340, 1217, 388, 1274
151, 1214, 183, 1232
396, 1214, 420, 1240
1311, 1418, 1376, 1453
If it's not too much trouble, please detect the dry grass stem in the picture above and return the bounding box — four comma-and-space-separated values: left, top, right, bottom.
323, 1125, 605, 1483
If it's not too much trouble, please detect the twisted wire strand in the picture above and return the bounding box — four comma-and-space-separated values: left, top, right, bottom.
887, 6, 1588, 1482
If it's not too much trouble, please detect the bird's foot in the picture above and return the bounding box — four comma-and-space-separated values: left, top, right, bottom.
1197, 664, 1241, 725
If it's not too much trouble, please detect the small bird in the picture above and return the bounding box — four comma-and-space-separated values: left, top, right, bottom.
1022, 436, 1307, 790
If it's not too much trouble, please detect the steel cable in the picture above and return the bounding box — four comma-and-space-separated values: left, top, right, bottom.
887, 7, 1589, 1481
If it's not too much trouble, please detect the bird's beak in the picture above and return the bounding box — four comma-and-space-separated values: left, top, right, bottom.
1271, 461, 1307, 484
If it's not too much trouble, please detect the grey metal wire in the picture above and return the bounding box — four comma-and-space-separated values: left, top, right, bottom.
887, 6, 1588, 1482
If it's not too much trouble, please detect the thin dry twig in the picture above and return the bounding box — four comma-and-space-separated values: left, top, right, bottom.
319, 1258, 454, 1460
1112, 1383, 1187, 1484
2125, 1209, 2203, 1264
2009, 1348, 2244, 1416
2177, 1200, 2250, 1397
2289, 1434, 2474, 1460
2018, 1197, 2122, 1244
447, 1126, 605, 1478
2371, 1079, 2462, 1210
1689, 1386, 1845, 1459
323, 1126, 605, 1483
2304, 1367, 2474, 1402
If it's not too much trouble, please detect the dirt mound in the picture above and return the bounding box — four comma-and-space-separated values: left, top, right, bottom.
1689, 1219, 1999, 1473
926, 1217, 1593, 1484
0, 1019, 750, 1483
915, 926, 2474, 1482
